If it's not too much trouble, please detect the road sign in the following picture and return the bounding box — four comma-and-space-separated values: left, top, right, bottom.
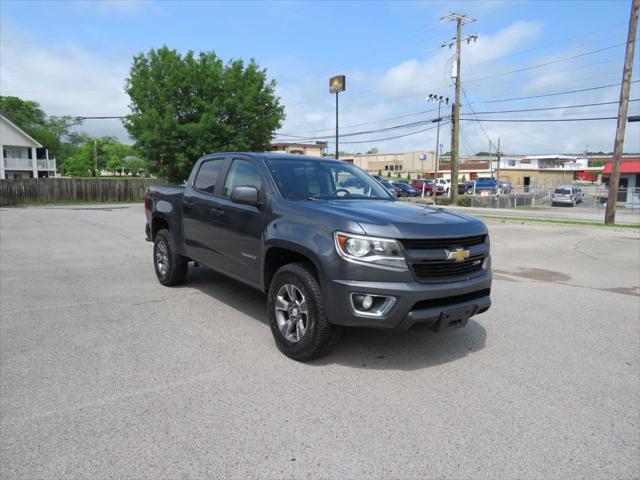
329, 75, 346, 94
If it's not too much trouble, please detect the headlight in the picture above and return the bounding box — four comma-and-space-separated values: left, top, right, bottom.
334, 231, 407, 269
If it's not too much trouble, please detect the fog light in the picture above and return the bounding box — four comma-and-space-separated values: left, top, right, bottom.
349, 293, 396, 317
361, 295, 373, 310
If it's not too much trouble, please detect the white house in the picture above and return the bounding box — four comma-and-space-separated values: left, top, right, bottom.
0, 113, 57, 179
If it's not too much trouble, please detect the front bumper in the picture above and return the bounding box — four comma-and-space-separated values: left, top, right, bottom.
324, 270, 492, 330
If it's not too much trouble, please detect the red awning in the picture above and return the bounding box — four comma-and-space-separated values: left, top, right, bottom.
603, 160, 640, 174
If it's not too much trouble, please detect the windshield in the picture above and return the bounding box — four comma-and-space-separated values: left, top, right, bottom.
266, 158, 393, 200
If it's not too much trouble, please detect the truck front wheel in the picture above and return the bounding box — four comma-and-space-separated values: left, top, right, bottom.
153, 229, 188, 286
267, 263, 340, 361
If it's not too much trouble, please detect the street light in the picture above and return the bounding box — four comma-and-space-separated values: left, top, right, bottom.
426, 94, 449, 181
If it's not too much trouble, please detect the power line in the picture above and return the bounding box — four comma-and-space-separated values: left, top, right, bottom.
275, 116, 441, 142
276, 107, 439, 136
461, 87, 495, 149
76, 115, 127, 120
461, 42, 626, 85
473, 79, 640, 103
329, 122, 446, 145
464, 21, 628, 69
461, 116, 617, 122
462, 98, 640, 115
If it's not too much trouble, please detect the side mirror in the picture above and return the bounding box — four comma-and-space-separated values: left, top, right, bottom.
230, 185, 259, 206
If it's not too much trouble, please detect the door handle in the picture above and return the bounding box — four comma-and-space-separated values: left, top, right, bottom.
183, 200, 194, 208
210, 208, 224, 216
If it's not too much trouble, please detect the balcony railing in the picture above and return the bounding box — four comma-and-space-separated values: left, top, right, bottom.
2, 158, 57, 171
37, 159, 56, 170
3, 158, 33, 170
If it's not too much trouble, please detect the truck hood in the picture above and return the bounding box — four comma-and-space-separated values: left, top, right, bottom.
300, 199, 487, 239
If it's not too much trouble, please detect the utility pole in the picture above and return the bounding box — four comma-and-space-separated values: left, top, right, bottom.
605, 0, 639, 224
93, 140, 98, 178
427, 94, 449, 180
441, 12, 477, 203
496, 137, 501, 184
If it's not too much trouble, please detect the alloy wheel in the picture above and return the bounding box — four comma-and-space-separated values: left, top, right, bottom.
274, 283, 309, 342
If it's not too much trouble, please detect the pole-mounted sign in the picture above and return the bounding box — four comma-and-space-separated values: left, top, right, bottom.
329, 75, 346, 94
329, 75, 346, 159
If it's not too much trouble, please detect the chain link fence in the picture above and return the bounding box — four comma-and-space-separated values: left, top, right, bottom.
459, 185, 640, 211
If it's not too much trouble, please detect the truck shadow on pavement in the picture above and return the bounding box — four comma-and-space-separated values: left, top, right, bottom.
184, 267, 487, 371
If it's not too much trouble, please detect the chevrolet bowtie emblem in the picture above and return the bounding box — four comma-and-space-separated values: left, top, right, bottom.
446, 248, 470, 262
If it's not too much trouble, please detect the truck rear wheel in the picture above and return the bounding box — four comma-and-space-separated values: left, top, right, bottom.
153, 229, 188, 286
267, 262, 340, 361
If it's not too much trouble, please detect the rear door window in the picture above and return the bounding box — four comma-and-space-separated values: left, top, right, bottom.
194, 159, 225, 194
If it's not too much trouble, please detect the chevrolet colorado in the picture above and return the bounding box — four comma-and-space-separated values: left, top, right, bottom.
145, 153, 492, 360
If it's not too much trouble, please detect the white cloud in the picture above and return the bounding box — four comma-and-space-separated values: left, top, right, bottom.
0, 28, 132, 141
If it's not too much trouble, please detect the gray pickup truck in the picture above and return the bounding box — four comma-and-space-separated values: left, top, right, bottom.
145, 153, 492, 360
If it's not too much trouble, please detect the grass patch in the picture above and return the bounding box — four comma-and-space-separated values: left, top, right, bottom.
476, 214, 640, 229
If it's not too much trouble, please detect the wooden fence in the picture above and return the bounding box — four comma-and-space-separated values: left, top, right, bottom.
0, 178, 157, 206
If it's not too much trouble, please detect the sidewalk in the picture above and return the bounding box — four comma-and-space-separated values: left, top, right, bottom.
439, 204, 640, 225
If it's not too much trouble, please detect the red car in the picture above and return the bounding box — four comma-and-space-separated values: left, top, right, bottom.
410, 179, 444, 196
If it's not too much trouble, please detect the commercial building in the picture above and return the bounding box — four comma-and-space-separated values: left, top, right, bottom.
342, 151, 436, 176
1, 113, 57, 180
270, 142, 324, 157
602, 158, 640, 205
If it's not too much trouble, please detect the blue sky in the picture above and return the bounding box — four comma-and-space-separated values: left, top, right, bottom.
1, 0, 638, 154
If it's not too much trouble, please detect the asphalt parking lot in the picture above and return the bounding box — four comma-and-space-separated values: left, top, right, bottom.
1, 204, 639, 479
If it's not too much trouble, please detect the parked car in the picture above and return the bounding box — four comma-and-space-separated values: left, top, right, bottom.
434, 178, 451, 193
464, 177, 497, 194
410, 179, 443, 196
372, 175, 402, 197
463, 178, 513, 195
145, 153, 492, 361
393, 182, 419, 197
552, 185, 583, 207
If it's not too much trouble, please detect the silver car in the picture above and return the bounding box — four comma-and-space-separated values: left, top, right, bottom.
552, 185, 583, 207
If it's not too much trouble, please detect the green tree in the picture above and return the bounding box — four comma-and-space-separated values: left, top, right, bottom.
63, 146, 93, 177
367, 147, 379, 154
407, 173, 412, 181
377, 169, 382, 176
386, 171, 391, 178
124, 47, 285, 182
125, 157, 147, 176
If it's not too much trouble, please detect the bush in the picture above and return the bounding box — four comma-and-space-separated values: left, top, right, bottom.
435, 197, 451, 206
378, 169, 382, 176
407, 173, 412, 181
456, 197, 471, 207
386, 171, 391, 178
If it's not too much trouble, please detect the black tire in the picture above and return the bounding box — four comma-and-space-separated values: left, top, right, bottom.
466, 187, 474, 194
153, 229, 188, 286
426, 190, 433, 197
267, 262, 340, 361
